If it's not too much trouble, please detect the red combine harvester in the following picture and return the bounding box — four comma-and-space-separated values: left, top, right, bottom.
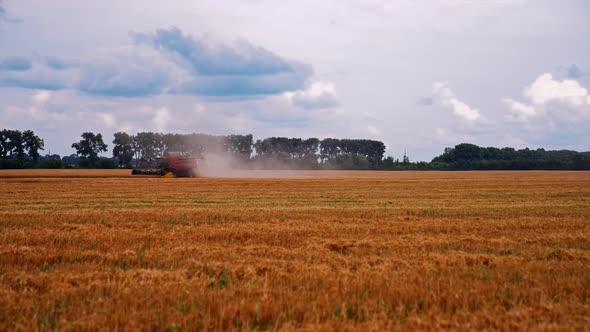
131, 152, 200, 178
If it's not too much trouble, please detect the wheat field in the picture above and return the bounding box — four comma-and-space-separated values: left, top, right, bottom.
0, 170, 589, 331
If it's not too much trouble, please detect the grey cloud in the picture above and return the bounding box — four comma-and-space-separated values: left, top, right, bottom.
0, 56, 32, 71
0, 53, 176, 96
0, 61, 74, 90
0, 27, 313, 98
566, 64, 590, 81
284, 81, 339, 109
177, 64, 311, 96
416, 97, 433, 106
568, 64, 581, 79
132, 27, 296, 76
0, 77, 64, 90
45, 56, 79, 70
133, 27, 312, 96
290, 94, 338, 109
76, 47, 183, 97
0, 51, 176, 96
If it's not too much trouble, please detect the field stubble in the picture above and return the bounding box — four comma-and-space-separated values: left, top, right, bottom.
0, 170, 589, 330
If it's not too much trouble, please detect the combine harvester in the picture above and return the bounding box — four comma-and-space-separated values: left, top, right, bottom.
131, 152, 200, 178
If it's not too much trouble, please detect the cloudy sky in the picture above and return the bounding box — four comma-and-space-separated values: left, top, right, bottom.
1, 0, 589, 160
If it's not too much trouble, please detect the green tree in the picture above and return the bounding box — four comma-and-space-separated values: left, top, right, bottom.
1, 129, 25, 160
112, 132, 134, 167
453, 143, 483, 161
71, 132, 108, 167
319, 138, 384, 167
402, 151, 410, 165
0, 130, 6, 157
22, 130, 44, 162
162, 133, 185, 153
133, 132, 163, 168
319, 138, 340, 162
225, 134, 254, 161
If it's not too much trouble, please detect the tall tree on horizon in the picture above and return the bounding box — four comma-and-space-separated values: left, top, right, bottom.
112, 132, 134, 167
22, 130, 44, 162
71, 132, 108, 166
1, 129, 25, 161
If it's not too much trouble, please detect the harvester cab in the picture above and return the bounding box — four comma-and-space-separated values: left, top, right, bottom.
131, 152, 201, 178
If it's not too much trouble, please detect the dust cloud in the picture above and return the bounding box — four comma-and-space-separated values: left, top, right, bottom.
197, 153, 314, 179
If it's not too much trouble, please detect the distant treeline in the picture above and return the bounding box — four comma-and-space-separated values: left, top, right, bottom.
429, 143, 590, 170
1, 129, 589, 170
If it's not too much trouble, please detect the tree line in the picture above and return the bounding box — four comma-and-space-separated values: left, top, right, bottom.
1, 129, 589, 170
429, 143, 590, 170
111, 132, 387, 170
0, 129, 45, 168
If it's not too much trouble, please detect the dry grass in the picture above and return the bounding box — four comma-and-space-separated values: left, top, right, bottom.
0, 170, 589, 331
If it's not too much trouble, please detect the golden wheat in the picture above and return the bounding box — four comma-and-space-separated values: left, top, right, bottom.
0, 170, 589, 331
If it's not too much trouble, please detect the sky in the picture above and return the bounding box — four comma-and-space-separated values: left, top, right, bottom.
1, 0, 589, 161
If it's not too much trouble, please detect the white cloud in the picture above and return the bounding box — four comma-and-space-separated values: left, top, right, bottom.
524, 73, 589, 107
152, 107, 170, 132
98, 113, 116, 128
503, 98, 537, 121
283, 81, 338, 109
194, 103, 206, 114
432, 82, 483, 123
367, 125, 381, 136
4, 90, 65, 126
32, 90, 51, 105
504, 73, 590, 122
